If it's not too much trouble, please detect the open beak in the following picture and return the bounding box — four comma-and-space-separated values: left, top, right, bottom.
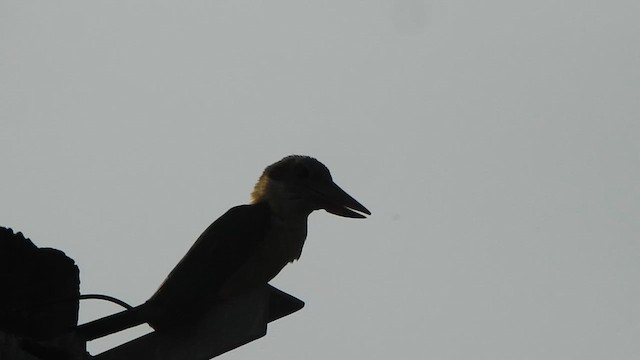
312, 181, 371, 219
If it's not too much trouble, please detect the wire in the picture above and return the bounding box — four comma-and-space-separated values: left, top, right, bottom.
11, 293, 134, 313
79, 294, 133, 310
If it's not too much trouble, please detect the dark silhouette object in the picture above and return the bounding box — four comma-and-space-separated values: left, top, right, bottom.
2, 155, 369, 359
0, 227, 304, 360
92, 285, 303, 360
0, 227, 84, 359
77, 155, 370, 340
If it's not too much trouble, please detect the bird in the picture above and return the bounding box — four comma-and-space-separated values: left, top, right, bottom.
76, 155, 370, 340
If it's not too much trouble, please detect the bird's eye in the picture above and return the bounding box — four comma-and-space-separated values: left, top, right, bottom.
295, 164, 310, 179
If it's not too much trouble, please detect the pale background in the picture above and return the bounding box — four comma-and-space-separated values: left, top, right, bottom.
2, 1, 639, 359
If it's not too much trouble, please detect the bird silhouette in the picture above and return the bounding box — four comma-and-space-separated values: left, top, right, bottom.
76, 155, 370, 340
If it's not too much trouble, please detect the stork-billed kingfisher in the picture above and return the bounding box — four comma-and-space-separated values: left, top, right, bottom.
77, 155, 370, 340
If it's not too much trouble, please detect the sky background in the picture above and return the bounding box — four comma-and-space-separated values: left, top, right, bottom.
2, 1, 639, 359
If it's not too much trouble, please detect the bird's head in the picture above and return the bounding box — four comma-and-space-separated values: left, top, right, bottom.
251, 155, 371, 219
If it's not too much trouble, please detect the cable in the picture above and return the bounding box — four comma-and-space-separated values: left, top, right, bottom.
79, 294, 133, 310
11, 293, 133, 313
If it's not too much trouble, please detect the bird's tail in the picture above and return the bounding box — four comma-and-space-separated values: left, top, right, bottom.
75, 303, 151, 341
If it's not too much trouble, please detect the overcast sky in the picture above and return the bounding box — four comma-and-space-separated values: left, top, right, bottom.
2, 1, 639, 359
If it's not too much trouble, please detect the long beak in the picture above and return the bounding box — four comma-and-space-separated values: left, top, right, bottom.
313, 181, 371, 219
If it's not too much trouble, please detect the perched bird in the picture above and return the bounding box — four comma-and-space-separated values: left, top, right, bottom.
77, 155, 370, 340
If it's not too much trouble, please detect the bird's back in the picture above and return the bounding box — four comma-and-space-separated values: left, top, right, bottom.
147, 202, 272, 328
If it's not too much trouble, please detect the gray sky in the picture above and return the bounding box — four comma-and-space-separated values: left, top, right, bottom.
2, 1, 639, 359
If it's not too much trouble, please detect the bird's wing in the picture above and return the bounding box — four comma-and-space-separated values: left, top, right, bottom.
147, 202, 271, 326
76, 203, 271, 338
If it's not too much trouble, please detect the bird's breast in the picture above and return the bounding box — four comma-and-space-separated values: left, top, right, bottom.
218, 215, 308, 297
263, 217, 308, 264
250, 215, 309, 283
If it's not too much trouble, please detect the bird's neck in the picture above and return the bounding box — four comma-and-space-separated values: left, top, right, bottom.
252, 200, 310, 263
251, 176, 313, 261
